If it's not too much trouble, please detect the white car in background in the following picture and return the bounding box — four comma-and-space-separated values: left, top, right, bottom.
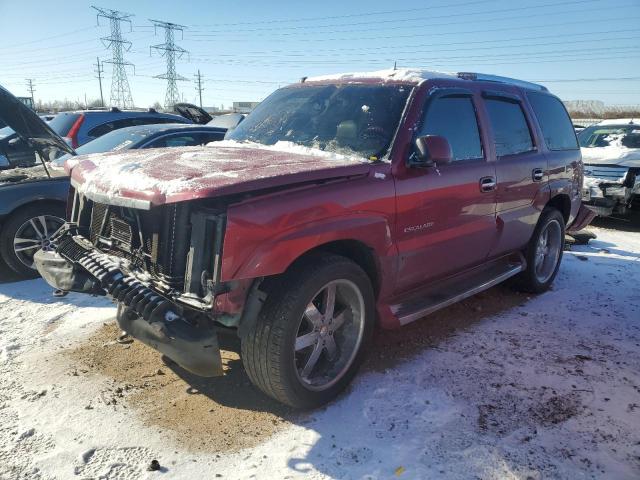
579, 119, 640, 218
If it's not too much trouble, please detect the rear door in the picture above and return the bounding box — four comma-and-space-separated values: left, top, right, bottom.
481, 91, 548, 256
393, 88, 497, 292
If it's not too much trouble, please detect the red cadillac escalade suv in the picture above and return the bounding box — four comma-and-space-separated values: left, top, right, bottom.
35, 69, 592, 408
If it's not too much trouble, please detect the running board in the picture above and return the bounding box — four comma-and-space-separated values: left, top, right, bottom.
391, 254, 525, 326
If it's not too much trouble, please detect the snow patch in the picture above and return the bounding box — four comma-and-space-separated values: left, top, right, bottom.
305, 68, 456, 84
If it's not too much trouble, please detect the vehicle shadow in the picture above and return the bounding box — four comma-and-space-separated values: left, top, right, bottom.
162, 335, 297, 417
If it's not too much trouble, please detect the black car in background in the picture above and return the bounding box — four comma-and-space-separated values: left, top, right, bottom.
0, 87, 226, 278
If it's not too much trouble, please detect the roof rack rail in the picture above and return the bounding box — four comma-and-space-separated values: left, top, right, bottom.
457, 72, 548, 92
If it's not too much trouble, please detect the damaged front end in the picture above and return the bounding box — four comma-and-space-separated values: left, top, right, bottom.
582, 165, 640, 217
34, 187, 230, 377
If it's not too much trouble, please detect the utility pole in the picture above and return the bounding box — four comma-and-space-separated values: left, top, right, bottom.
92, 5, 135, 109
26, 78, 35, 106
150, 19, 188, 109
94, 57, 105, 107
195, 69, 204, 108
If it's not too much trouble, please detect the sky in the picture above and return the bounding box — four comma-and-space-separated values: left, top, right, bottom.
0, 0, 639, 109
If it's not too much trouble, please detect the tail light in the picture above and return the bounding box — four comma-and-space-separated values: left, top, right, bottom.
64, 114, 85, 148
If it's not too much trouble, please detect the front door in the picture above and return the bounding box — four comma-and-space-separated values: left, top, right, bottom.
393, 90, 498, 293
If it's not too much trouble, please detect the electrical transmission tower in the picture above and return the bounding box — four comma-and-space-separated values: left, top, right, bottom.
92, 5, 135, 109
150, 20, 188, 109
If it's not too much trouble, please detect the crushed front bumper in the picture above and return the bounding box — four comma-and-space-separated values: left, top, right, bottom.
34, 233, 223, 377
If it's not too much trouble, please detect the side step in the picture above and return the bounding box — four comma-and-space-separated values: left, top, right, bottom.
390, 254, 525, 326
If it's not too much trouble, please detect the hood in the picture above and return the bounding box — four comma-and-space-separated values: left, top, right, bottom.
0, 85, 76, 157
581, 132, 640, 168
69, 141, 371, 209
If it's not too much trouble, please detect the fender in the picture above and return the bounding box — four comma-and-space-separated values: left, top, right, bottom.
0, 178, 69, 220
223, 213, 395, 282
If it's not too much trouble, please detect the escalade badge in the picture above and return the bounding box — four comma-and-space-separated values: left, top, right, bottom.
404, 222, 434, 233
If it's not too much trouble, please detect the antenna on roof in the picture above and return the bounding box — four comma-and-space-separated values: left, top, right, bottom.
393, 61, 397, 71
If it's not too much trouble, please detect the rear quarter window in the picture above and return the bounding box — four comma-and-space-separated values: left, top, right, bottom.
527, 92, 579, 150
48, 113, 81, 136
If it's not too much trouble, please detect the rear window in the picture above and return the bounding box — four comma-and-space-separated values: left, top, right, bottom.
485, 98, 534, 156
527, 93, 578, 150
48, 113, 81, 136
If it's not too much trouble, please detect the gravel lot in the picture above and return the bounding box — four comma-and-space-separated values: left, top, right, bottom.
0, 223, 638, 479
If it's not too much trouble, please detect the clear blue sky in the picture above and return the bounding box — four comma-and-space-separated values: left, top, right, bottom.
1, 0, 639, 108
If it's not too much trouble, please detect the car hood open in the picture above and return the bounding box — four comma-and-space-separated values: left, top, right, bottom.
0, 84, 76, 157
69, 141, 372, 208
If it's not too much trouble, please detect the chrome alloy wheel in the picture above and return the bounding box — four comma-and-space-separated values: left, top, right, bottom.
294, 279, 366, 391
13, 215, 65, 269
534, 218, 562, 284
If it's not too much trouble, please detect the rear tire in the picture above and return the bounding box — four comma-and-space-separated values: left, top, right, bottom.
514, 208, 565, 293
240, 253, 375, 409
0, 203, 65, 279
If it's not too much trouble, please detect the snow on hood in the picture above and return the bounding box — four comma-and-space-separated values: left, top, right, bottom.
70, 141, 371, 206
581, 133, 640, 168
305, 68, 456, 84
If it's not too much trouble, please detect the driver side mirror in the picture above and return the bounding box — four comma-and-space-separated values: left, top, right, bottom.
0, 154, 10, 169
411, 135, 453, 167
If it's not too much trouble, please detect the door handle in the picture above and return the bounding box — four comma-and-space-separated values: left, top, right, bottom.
479, 176, 496, 192
532, 168, 544, 182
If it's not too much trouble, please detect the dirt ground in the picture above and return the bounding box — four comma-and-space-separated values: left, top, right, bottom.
64, 322, 296, 453
62, 283, 528, 454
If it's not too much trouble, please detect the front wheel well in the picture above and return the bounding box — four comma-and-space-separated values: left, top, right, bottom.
281, 240, 381, 299
4, 199, 66, 221
546, 194, 571, 224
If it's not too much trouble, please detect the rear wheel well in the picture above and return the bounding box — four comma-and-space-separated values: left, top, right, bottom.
546, 194, 570, 224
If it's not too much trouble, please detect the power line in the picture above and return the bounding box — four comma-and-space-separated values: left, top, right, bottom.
189, 0, 605, 35
92, 5, 135, 108
190, 15, 640, 43
150, 19, 188, 108
189, 0, 496, 27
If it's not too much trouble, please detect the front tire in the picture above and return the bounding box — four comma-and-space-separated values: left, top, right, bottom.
514, 208, 565, 293
0, 204, 66, 278
240, 253, 375, 409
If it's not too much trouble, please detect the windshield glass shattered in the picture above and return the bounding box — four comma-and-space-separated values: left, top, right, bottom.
227, 83, 411, 160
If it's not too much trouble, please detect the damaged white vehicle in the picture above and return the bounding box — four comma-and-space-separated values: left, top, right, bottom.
579, 119, 640, 217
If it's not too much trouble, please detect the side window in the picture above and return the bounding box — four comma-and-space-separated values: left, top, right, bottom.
418, 96, 483, 161
484, 97, 534, 156
87, 118, 137, 138
145, 134, 199, 148
199, 131, 225, 144
527, 92, 579, 150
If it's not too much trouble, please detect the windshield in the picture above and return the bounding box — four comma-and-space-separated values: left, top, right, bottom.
578, 124, 640, 147
53, 126, 148, 165
227, 84, 412, 159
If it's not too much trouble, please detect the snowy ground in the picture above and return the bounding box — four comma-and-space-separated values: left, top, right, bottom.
0, 225, 639, 479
